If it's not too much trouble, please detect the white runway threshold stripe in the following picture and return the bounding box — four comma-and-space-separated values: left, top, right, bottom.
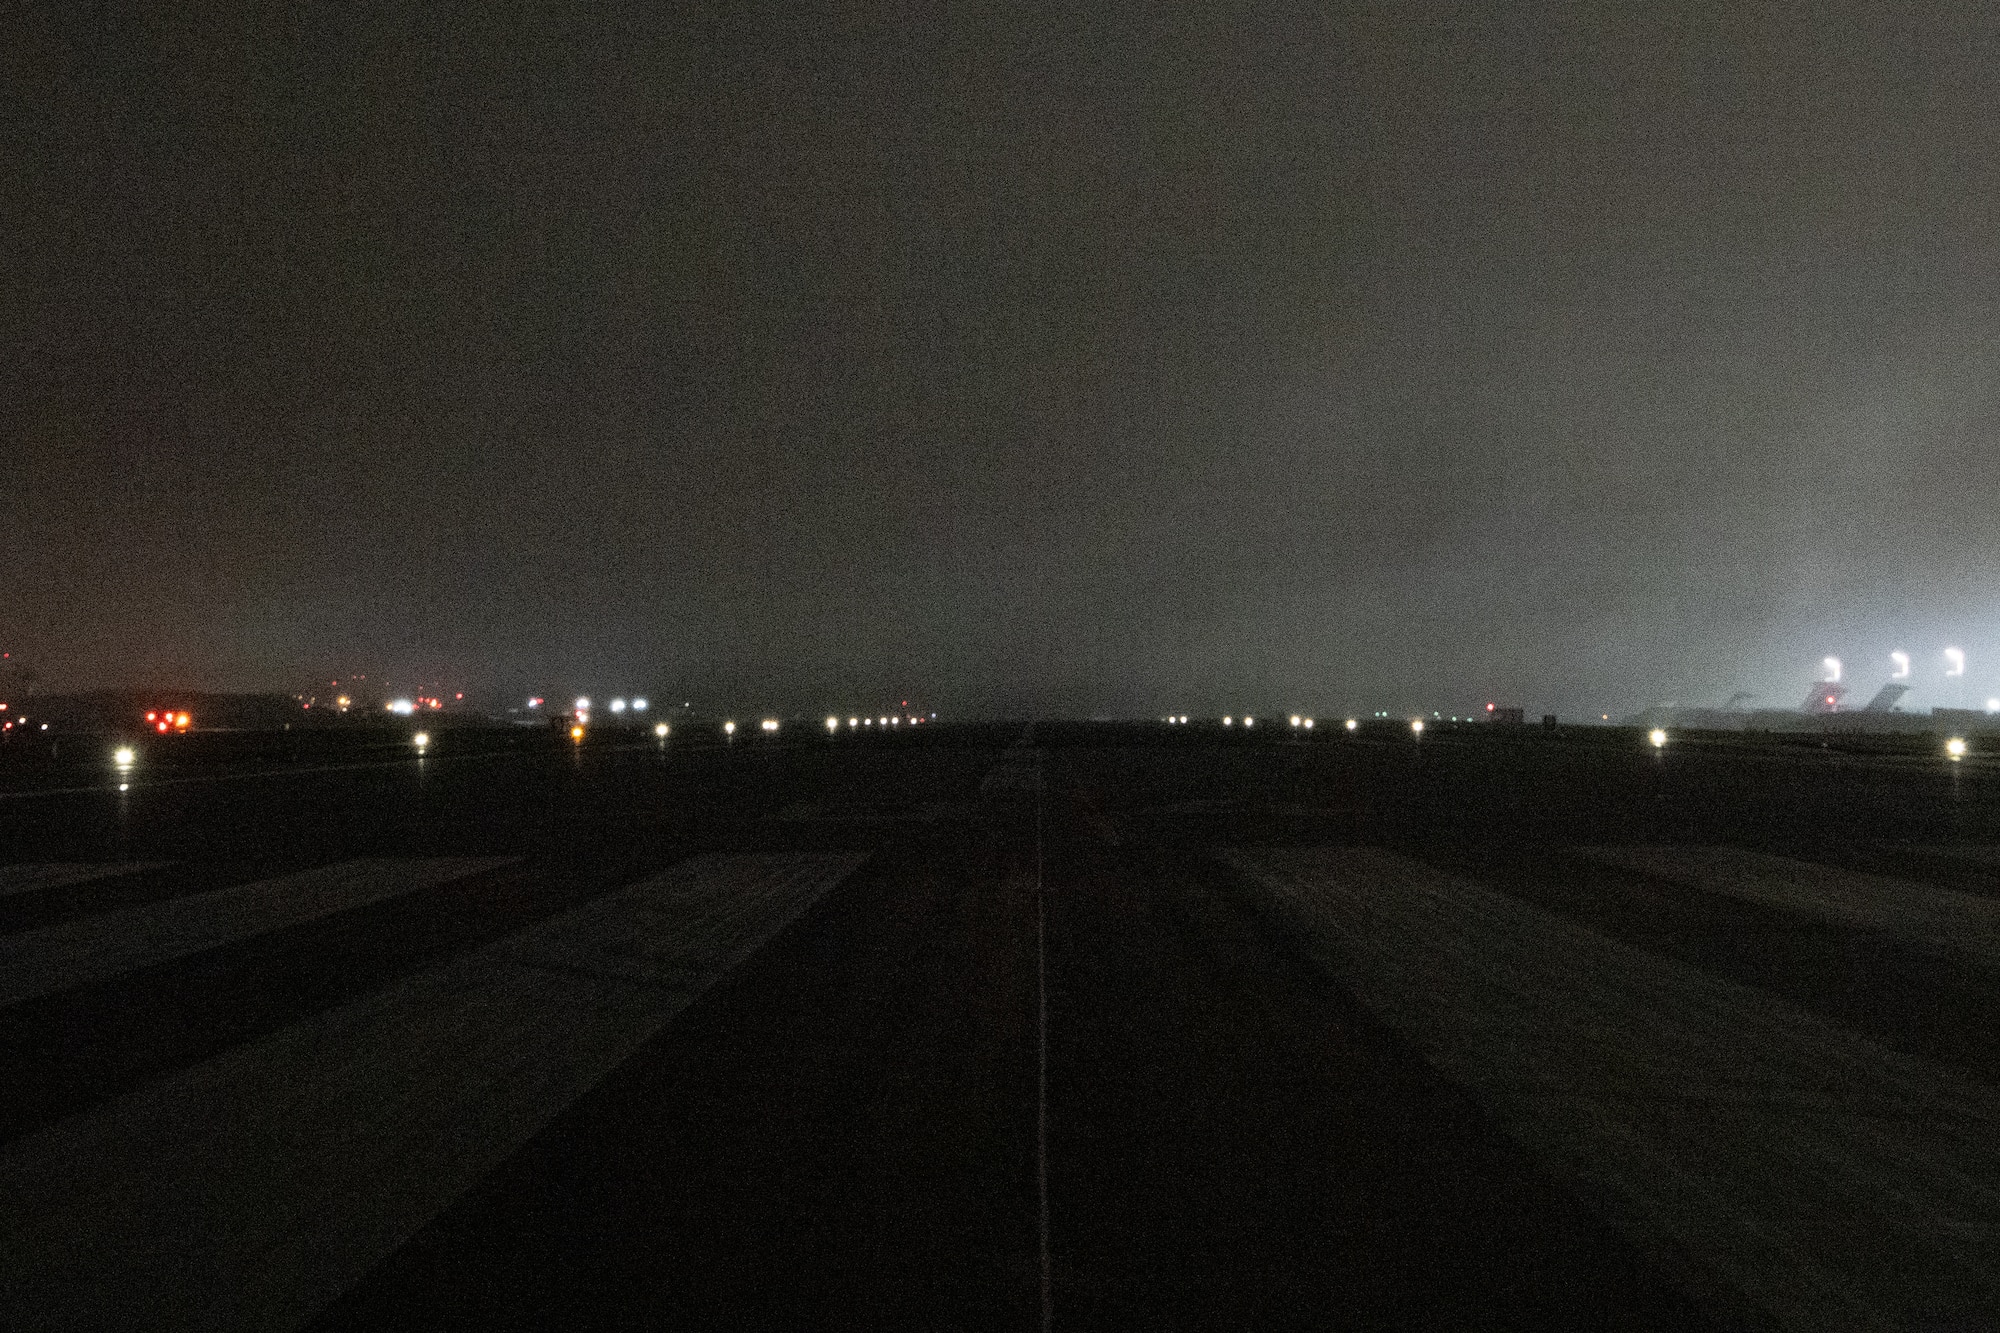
0, 862, 166, 899
0, 857, 515, 1008
0, 852, 867, 1333
1221, 846, 2000, 1333
1579, 844, 2000, 966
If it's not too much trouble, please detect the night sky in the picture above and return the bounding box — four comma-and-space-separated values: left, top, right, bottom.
9, 3, 1999, 717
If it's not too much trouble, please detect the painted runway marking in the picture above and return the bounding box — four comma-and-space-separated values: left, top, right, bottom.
0, 857, 512, 1007
1225, 845, 2000, 1333
1035, 764, 1051, 1333
1580, 844, 2000, 966
0, 863, 164, 900
0, 852, 866, 1333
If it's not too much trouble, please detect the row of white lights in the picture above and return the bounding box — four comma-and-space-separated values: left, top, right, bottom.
1831, 650, 1971, 683
1646, 726, 1973, 761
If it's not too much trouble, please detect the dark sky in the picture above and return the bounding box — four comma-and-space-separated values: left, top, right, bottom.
8, 2, 2000, 717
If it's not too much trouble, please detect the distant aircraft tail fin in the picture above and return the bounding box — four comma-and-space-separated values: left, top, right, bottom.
1801, 683, 1847, 714
1861, 683, 1910, 713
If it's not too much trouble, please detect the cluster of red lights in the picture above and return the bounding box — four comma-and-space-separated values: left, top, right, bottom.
145, 710, 192, 734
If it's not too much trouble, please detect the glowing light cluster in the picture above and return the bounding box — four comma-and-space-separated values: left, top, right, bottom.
1648, 728, 1668, 749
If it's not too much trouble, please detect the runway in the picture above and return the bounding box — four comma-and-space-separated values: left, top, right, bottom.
1, 723, 1996, 1329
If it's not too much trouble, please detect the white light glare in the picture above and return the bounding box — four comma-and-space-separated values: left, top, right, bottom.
827, 716, 840, 732
387, 699, 415, 715
1243, 716, 1254, 728
1823, 656, 1842, 683
761, 718, 780, 732
1648, 728, 1668, 749
576, 697, 591, 710
1945, 647, 1966, 677
1289, 715, 1301, 728
1410, 718, 1425, 734
1946, 736, 1968, 760
654, 722, 670, 738
849, 717, 859, 727
1302, 717, 1314, 730
724, 720, 736, 735
633, 698, 648, 711
610, 699, 627, 713
1223, 716, 1233, 726
1987, 699, 1999, 714
413, 732, 430, 750
1891, 651, 1911, 679
113, 747, 136, 767
1346, 718, 1358, 731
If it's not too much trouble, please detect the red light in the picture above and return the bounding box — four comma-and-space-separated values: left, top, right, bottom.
455, 692, 463, 700
1486, 703, 1495, 711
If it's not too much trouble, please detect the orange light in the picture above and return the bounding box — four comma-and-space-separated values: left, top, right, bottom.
570, 725, 585, 742
175, 713, 190, 728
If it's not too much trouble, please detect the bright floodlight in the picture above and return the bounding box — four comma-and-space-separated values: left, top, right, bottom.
387, 699, 415, 715
1987, 699, 2000, 714
1289, 715, 1301, 727
1346, 718, 1358, 731
1946, 736, 1968, 760
413, 732, 429, 749
1945, 647, 1966, 677
1244, 716, 1254, 727
1410, 718, 1424, 734
827, 716, 840, 732
575, 697, 591, 710
654, 722, 670, 738
113, 746, 135, 767
1303, 717, 1314, 730
570, 724, 585, 742
762, 718, 780, 732
724, 720, 737, 735
610, 698, 626, 713
1223, 716, 1233, 726
1648, 728, 1668, 749
632, 698, 648, 711
849, 717, 859, 727
1822, 656, 1841, 683
1891, 651, 1911, 679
